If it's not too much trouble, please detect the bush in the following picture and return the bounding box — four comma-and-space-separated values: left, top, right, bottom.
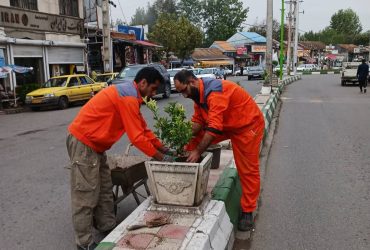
16, 83, 41, 103
145, 98, 192, 156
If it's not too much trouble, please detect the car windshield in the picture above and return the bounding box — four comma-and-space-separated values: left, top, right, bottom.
200, 69, 213, 74
42, 78, 67, 88
249, 67, 262, 71
95, 75, 112, 82
118, 67, 141, 78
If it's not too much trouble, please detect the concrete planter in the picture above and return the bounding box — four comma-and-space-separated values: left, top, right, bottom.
145, 152, 213, 206
207, 144, 222, 169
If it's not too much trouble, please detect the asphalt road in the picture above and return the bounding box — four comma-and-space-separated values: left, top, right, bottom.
0, 77, 261, 250
250, 75, 370, 250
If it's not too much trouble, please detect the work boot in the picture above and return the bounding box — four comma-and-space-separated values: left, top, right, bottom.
76, 242, 98, 250
364, 88, 367, 93
238, 212, 254, 231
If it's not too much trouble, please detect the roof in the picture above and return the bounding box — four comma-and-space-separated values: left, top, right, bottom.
210, 41, 236, 52
238, 32, 266, 43
299, 41, 326, 50
192, 48, 232, 61
337, 44, 358, 53
133, 40, 162, 48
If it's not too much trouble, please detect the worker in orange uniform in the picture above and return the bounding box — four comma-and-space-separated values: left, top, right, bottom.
67, 67, 174, 250
174, 70, 265, 231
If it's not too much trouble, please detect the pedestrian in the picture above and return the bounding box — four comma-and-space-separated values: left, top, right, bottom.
174, 70, 265, 231
240, 65, 244, 76
357, 59, 369, 93
67, 67, 174, 250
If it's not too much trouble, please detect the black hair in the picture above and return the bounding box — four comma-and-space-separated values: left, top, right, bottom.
362, 59, 366, 63
134, 67, 164, 85
174, 69, 197, 85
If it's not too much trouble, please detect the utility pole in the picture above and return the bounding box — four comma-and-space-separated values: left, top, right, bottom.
262, 0, 273, 94
279, 0, 285, 80
286, 1, 293, 75
293, 0, 299, 75
102, 0, 112, 73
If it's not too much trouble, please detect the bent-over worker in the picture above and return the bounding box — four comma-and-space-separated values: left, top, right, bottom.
174, 70, 265, 231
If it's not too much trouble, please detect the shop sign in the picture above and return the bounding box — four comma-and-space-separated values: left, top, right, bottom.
0, 49, 5, 67
236, 47, 247, 55
0, 6, 83, 36
251, 45, 266, 53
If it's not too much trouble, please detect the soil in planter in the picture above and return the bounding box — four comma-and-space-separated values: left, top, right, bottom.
174, 155, 204, 163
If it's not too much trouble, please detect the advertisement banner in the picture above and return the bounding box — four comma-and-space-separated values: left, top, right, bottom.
117, 25, 144, 41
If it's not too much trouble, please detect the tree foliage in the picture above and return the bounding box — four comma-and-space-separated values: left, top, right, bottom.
301, 8, 368, 45
248, 19, 288, 41
148, 14, 203, 61
178, 0, 203, 25
330, 8, 362, 36
202, 0, 248, 46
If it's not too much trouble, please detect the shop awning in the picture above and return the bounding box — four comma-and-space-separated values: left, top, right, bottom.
199, 60, 234, 66
133, 40, 162, 48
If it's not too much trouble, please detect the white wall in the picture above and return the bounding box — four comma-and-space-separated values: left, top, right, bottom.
0, 0, 10, 6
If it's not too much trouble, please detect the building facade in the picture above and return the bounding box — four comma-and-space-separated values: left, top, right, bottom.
0, 0, 85, 90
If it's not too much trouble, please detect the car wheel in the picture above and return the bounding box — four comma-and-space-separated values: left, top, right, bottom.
58, 96, 69, 109
341, 80, 346, 86
163, 83, 171, 99
248, 76, 252, 80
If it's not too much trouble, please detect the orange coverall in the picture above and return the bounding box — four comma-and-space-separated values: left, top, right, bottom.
69, 81, 163, 156
187, 78, 265, 212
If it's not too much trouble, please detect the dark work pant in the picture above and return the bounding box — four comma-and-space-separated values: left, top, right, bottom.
359, 79, 367, 91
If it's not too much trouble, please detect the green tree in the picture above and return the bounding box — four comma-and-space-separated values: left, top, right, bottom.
354, 31, 370, 45
178, 0, 203, 25
148, 14, 203, 62
330, 8, 362, 37
202, 0, 248, 46
130, 7, 147, 25
248, 19, 287, 41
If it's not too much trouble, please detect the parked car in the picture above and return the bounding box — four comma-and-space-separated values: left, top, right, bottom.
110, 64, 171, 98
297, 64, 315, 71
341, 62, 361, 86
224, 68, 233, 75
273, 64, 287, 73
25, 74, 106, 111
168, 68, 185, 91
246, 66, 264, 80
234, 67, 248, 76
191, 68, 217, 79
95, 72, 118, 84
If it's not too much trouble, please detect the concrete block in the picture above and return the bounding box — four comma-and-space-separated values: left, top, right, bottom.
158, 224, 190, 240
147, 238, 183, 250
182, 232, 210, 250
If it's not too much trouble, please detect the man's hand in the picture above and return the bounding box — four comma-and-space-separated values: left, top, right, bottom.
163, 154, 176, 162
187, 149, 201, 163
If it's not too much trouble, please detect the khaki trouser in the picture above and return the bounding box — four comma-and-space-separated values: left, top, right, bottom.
66, 134, 116, 246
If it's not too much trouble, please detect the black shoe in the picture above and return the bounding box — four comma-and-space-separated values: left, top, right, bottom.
238, 212, 254, 231
365, 89, 367, 93
77, 242, 98, 250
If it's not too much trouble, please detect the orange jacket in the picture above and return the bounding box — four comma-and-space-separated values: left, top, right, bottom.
192, 78, 264, 136
68, 81, 162, 156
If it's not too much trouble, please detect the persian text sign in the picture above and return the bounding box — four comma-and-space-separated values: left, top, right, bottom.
251, 45, 266, 53
0, 6, 83, 36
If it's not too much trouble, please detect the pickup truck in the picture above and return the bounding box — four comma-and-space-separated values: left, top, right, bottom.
341, 62, 361, 86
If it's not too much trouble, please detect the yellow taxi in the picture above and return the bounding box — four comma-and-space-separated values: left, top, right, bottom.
25, 74, 107, 111
94, 72, 118, 85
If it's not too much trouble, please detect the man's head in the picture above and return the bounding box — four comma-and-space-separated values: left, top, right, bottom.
362, 59, 366, 64
174, 70, 201, 103
134, 67, 164, 98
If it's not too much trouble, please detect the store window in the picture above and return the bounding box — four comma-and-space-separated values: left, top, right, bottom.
10, 0, 38, 11
59, 0, 79, 17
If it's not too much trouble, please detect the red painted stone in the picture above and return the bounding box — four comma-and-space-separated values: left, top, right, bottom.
144, 211, 171, 223
158, 224, 189, 240
116, 233, 154, 249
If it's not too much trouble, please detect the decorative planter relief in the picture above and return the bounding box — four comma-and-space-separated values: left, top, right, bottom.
145, 152, 213, 206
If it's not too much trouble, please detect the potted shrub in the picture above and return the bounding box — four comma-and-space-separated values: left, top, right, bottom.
144, 98, 213, 206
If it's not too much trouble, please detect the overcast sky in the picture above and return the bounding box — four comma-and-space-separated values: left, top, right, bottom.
111, 0, 370, 33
